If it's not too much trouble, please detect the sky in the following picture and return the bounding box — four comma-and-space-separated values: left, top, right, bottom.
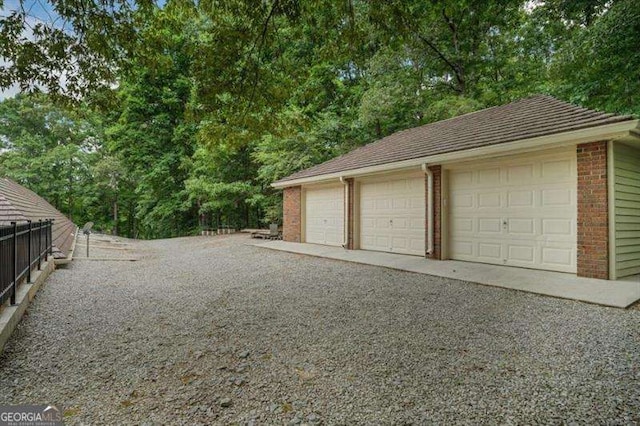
0, 0, 62, 100
0, 0, 162, 100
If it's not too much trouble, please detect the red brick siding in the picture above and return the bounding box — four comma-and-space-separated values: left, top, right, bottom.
577, 141, 609, 279
283, 186, 301, 242
426, 166, 442, 260
346, 178, 355, 249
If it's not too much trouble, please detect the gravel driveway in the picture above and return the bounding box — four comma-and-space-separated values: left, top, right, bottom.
1, 234, 639, 425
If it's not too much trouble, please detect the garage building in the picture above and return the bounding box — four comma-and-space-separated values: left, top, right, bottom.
273, 95, 640, 280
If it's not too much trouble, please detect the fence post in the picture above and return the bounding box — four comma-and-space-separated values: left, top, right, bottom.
44, 220, 48, 262
10, 222, 17, 305
37, 219, 42, 270
27, 220, 32, 283
49, 219, 53, 256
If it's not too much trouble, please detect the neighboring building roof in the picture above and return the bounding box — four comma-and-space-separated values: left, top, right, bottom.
0, 193, 28, 223
275, 95, 635, 185
0, 178, 77, 259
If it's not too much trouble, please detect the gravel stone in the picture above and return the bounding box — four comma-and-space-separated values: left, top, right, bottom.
0, 233, 639, 424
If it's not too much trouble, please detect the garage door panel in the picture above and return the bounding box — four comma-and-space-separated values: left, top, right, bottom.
409, 238, 425, 252
361, 199, 375, 210
360, 235, 375, 247
541, 219, 572, 235
392, 198, 407, 209
507, 164, 534, 182
391, 180, 406, 191
410, 196, 424, 208
508, 219, 535, 235
541, 188, 572, 206
326, 216, 342, 227
409, 217, 425, 229
324, 230, 343, 246
478, 242, 502, 259
508, 244, 535, 263
452, 218, 474, 235
393, 217, 410, 229
450, 171, 473, 186
478, 218, 501, 233
305, 186, 344, 246
449, 151, 577, 273
478, 168, 500, 185
542, 159, 573, 181
306, 230, 324, 243
452, 193, 474, 209
542, 247, 573, 267
373, 218, 390, 228
360, 218, 374, 230
507, 190, 534, 207
360, 176, 425, 256
451, 240, 474, 257
479, 192, 501, 208
371, 235, 390, 248
375, 199, 391, 209
391, 237, 408, 250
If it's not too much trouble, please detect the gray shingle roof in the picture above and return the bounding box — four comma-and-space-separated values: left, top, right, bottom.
0, 178, 77, 259
275, 95, 634, 184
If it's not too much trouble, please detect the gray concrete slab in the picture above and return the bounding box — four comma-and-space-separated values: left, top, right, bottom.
252, 241, 640, 308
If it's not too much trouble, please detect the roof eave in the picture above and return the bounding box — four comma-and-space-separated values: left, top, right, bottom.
272, 119, 640, 189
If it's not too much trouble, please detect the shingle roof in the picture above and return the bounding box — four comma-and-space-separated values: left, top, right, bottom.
275, 95, 635, 184
0, 193, 28, 223
0, 178, 77, 259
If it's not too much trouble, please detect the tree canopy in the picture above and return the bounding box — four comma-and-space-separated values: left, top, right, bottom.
0, 0, 637, 238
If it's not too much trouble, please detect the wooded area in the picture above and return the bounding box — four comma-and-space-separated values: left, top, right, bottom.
0, 0, 637, 238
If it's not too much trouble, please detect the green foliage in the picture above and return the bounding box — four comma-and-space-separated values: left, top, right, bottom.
550, 0, 640, 116
0, 0, 156, 98
0, 93, 103, 225
0, 0, 637, 238
104, 5, 198, 238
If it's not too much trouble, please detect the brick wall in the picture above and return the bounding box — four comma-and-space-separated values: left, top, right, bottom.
283, 186, 302, 242
426, 166, 442, 260
577, 141, 609, 279
346, 179, 355, 249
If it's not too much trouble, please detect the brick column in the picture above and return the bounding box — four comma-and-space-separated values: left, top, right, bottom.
426, 166, 442, 260
577, 141, 608, 279
346, 178, 355, 249
283, 186, 301, 242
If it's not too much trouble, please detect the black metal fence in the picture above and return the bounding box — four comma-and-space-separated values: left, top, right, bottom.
0, 220, 53, 307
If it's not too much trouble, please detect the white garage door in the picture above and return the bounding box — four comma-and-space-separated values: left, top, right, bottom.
305, 185, 344, 246
448, 150, 577, 273
360, 175, 425, 256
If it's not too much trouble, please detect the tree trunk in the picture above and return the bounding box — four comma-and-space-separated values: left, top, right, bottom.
198, 200, 205, 230
68, 180, 73, 221
130, 201, 137, 238
244, 203, 250, 230
113, 197, 118, 236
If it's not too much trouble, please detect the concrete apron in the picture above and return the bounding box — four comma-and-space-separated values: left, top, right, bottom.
0, 258, 56, 354
252, 241, 640, 309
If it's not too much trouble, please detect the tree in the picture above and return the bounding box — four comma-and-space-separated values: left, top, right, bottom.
0, 0, 155, 98
550, 0, 640, 116
90, 155, 128, 235
103, 2, 199, 238
2, 0, 636, 239
0, 93, 102, 224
